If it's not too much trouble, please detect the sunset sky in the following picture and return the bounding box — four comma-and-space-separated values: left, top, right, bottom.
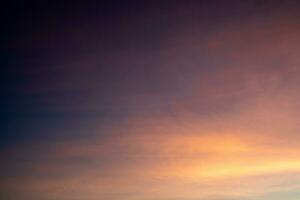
2, 1, 300, 200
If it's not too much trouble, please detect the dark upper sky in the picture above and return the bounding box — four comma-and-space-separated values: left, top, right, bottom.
2, 0, 299, 145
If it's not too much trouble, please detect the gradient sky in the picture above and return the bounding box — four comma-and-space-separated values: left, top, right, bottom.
2, 1, 300, 200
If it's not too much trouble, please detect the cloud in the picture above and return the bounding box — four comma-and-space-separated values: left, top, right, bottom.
2, 3, 300, 200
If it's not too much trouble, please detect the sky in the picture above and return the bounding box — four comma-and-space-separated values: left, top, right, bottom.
1, 0, 300, 199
